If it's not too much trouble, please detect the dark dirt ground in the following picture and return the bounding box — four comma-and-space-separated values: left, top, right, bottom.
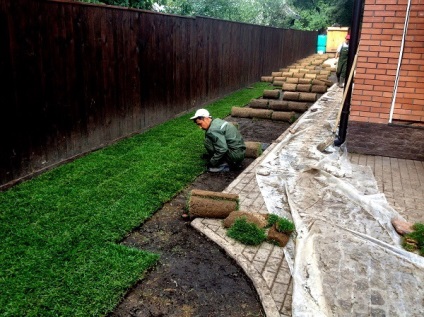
109, 116, 292, 317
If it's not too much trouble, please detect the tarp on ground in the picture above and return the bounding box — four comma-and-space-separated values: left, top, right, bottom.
256, 86, 424, 316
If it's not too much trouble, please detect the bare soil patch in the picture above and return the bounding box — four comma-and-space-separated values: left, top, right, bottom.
109, 117, 291, 317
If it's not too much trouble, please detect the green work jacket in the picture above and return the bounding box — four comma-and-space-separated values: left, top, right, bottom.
204, 118, 246, 167
337, 45, 349, 77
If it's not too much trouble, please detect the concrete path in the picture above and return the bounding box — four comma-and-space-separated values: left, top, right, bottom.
191, 86, 424, 317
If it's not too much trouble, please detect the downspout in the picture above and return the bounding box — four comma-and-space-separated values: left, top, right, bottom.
389, 0, 412, 123
334, 0, 364, 146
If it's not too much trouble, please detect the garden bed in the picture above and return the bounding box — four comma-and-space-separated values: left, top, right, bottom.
110, 117, 291, 317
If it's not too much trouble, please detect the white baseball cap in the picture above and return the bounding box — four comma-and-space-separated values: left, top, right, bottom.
190, 108, 210, 120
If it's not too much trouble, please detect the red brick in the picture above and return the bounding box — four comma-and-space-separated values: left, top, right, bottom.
403, 52, 423, 59
372, 96, 392, 103
399, 76, 422, 83
407, 59, 424, 66
378, 63, 398, 70
384, 17, 407, 23
362, 28, 383, 35
388, 58, 402, 65
353, 94, 373, 102
370, 117, 389, 123
360, 50, 380, 58
358, 56, 377, 64
371, 34, 399, 41
413, 23, 424, 30
366, 68, 388, 75
368, 90, 385, 97
381, 40, 403, 47
371, 22, 394, 29
397, 87, 417, 93
397, 114, 419, 121
407, 29, 424, 36
396, 97, 415, 104
367, 4, 387, 10
386, 69, 397, 76
351, 105, 372, 112
393, 23, 407, 29
368, 57, 389, 63
376, 0, 398, 4
363, 16, 385, 23
372, 106, 391, 113
386, 5, 408, 11
413, 99, 424, 106
375, 10, 396, 17
350, 111, 361, 117
355, 73, 377, 80
356, 68, 367, 74
366, 112, 382, 118
363, 11, 375, 17
363, 79, 392, 86
354, 84, 372, 91
378, 52, 401, 58
411, 111, 424, 117
389, 46, 401, 53
360, 39, 382, 47
354, 78, 366, 85
374, 85, 394, 92
382, 28, 404, 35
410, 35, 424, 42
359, 89, 377, 97
405, 82, 424, 89
395, 108, 413, 115
402, 104, 424, 111
407, 71, 424, 76
365, 79, 387, 90
350, 115, 370, 123
400, 64, 421, 71
369, 46, 386, 53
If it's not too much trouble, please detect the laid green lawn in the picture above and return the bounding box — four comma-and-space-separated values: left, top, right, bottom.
0, 82, 270, 316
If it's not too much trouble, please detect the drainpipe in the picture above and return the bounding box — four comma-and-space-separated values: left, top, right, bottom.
334, 0, 364, 146
389, 0, 412, 123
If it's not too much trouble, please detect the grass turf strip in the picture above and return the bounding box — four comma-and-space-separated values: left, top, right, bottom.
0, 82, 269, 316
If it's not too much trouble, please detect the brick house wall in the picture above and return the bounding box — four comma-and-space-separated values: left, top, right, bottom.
347, 0, 424, 161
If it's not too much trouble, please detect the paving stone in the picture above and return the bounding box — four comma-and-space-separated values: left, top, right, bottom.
191, 83, 424, 316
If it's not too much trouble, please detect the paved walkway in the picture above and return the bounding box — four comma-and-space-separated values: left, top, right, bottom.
191, 86, 424, 316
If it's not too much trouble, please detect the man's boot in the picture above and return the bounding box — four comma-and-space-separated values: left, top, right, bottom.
339, 76, 345, 88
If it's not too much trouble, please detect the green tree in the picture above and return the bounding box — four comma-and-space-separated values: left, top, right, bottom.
258, 0, 299, 28
78, 0, 153, 10
291, 0, 353, 30
77, 0, 354, 31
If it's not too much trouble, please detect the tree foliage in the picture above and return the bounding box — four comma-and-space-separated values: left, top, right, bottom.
77, 0, 153, 10
290, 0, 353, 31
159, 0, 354, 30
77, 0, 354, 31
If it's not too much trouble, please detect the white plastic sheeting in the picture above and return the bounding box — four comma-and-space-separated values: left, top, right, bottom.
256, 86, 424, 316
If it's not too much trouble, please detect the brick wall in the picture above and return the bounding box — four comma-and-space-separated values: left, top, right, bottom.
347, 0, 424, 161
347, 121, 424, 161
350, 0, 424, 124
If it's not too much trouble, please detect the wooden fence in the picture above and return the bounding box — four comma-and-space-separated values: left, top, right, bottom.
0, 0, 318, 188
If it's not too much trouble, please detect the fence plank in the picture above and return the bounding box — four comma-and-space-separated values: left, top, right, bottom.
0, 0, 317, 188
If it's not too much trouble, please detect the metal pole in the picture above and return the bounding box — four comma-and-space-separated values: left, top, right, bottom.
334, 0, 364, 146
